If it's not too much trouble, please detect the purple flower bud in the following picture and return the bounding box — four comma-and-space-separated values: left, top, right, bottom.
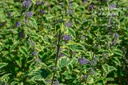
7, 12, 11, 18
78, 57, 88, 65
32, 49, 37, 56
63, 35, 71, 41
16, 22, 21, 27
24, 12, 33, 18
22, 0, 31, 8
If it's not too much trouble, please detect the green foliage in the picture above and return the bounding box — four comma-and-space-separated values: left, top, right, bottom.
0, 0, 128, 85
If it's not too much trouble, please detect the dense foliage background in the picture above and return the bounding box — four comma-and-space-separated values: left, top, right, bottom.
0, 0, 128, 85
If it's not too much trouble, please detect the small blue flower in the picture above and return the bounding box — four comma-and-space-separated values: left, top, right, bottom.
63, 35, 71, 41
78, 57, 88, 65
24, 12, 33, 18
22, 0, 31, 8
16, 22, 21, 27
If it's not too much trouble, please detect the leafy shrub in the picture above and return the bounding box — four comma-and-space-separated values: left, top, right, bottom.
0, 0, 128, 85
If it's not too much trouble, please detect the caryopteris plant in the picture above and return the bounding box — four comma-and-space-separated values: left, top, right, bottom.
0, 0, 128, 85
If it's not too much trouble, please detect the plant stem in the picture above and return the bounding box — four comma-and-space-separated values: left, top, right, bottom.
51, 30, 61, 85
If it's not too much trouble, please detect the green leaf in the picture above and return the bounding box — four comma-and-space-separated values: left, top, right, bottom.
67, 42, 85, 52
46, 14, 53, 20
112, 57, 121, 66
109, 66, 117, 72
30, 18, 38, 30
0, 63, 8, 69
60, 23, 64, 32
102, 64, 117, 76
69, 3, 78, 9
16, 59, 22, 68
58, 57, 70, 68
105, 77, 114, 82
11, 81, 18, 85
70, 57, 77, 65
113, 48, 123, 56
87, 75, 94, 84
19, 46, 27, 56
68, 28, 75, 39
